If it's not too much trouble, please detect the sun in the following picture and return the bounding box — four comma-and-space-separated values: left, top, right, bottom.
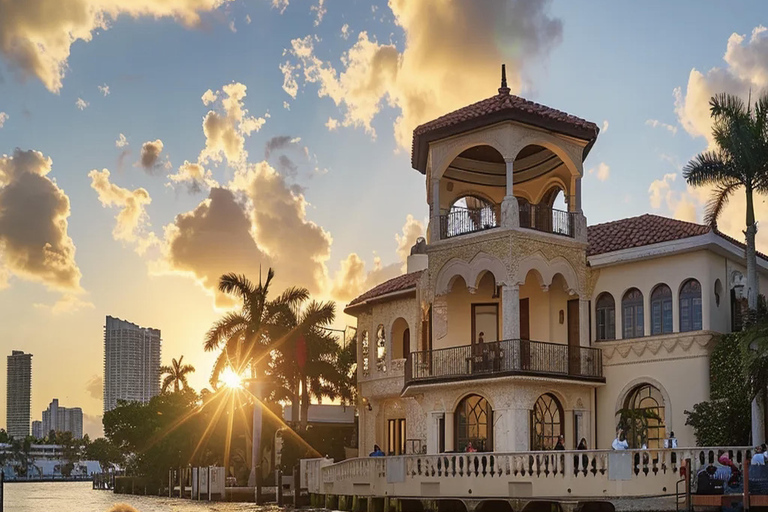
219, 367, 243, 389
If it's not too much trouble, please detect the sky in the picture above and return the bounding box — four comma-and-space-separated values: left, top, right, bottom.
1, 0, 767, 438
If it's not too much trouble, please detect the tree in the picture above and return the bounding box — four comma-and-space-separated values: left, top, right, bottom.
85, 437, 123, 471
160, 355, 196, 393
683, 92, 768, 316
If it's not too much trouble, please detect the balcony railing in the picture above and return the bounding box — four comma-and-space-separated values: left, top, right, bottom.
405, 339, 603, 386
519, 203, 575, 237
439, 206, 499, 239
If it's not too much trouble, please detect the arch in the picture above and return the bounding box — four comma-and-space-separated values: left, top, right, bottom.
476, 501, 513, 512
532, 176, 570, 205
714, 278, 723, 308
619, 383, 667, 449
511, 139, 582, 178
391, 317, 410, 359
531, 393, 564, 450
621, 288, 644, 339
615, 377, 673, 434
455, 394, 493, 452
595, 292, 616, 341
679, 278, 703, 332
516, 253, 579, 293
376, 324, 387, 372
435, 252, 511, 296
433, 139, 508, 181
650, 284, 673, 335
448, 191, 498, 210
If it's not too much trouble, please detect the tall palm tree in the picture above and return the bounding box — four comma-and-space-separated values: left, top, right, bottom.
683, 92, 768, 314
160, 355, 196, 393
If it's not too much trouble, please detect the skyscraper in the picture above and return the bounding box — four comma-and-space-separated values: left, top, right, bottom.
41, 398, 83, 439
103, 316, 161, 412
7, 350, 32, 439
31, 420, 42, 440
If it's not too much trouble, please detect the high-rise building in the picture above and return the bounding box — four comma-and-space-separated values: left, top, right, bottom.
6, 350, 32, 439
41, 399, 83, 439
31, 420, 42, 439
103, 316, 161, 412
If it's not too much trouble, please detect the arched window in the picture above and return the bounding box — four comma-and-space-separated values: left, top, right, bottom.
443, 196, 498, 238
621, 384, 666, 449
622, 289, 644, 339
531, 393, 563, 450
376, 324, 386, 372
361, 331, 369, 377
596, 292, 616, 341
455, 394, 492, 452
680, 279, 703, 332
651, 284, 673, 335
403, 328, 411, 358
391, 317, 409, 360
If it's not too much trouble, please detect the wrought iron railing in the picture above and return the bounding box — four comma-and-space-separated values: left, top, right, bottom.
519, 203, 575, 237
439, 206, 498, 239
405, 339, 602, 385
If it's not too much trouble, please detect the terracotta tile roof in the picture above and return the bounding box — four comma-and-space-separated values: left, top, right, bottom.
345, 270, 424, 311
411, 90, 599, 173
587, 214, 710, 256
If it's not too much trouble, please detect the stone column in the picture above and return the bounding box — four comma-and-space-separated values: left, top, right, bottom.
501, 158, 519, 228
507, 409, 530, 451
444, 412, 455, 452
700, 276, 712, 331
579, 297, 590, 347
427, 412, 443, 454
502, 284, 520, 340
430, 178, 441, 242
672, 286, 680, 333
432, 295, 448, 343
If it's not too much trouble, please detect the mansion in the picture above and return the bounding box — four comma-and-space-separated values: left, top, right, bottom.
344, 70, 768, 459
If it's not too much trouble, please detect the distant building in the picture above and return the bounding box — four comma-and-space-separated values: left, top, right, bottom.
103, 316, 161, 412
31, 421, 42, 440
6, 350, 32, 439
41, 399, 83, 439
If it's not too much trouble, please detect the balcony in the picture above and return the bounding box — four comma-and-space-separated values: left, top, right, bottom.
439, 205, 499, 239
404, 339, 603, 387
519, 203, 575, 237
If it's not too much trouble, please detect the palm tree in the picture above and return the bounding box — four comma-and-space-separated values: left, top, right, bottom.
683, 92, 768, 315
160, 355, 196, 393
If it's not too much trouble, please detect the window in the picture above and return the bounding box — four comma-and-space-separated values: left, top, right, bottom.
361, 331, 369, 377
376, 324, 386, 372
622, 289, 644, 339
388, 418, 406, 455
531, 393, 563, 450
402, 328, 410, 358
622, 384, 666, 449
680, 279, 702, 332
596, 293, 616, 341
455, 394, 492, 452
651, 284, 673, 335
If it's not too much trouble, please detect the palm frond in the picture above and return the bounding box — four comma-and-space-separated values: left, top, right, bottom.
218, 273, 256, 305
682, 150, 731, 186
704, 179, 741, 227
203, 312, 247, 351
710, 93, 747, 121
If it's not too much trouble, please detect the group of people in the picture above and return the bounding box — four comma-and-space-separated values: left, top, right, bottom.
610, 429, 677, 450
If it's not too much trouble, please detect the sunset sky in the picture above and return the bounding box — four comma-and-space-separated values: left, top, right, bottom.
1, 0, 767, 438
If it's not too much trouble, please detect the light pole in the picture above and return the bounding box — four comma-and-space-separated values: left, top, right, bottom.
242, 378, 264, 490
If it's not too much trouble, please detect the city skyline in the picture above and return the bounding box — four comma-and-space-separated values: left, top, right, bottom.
1, 1, 768, 439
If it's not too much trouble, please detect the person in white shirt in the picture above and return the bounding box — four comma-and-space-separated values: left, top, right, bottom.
752, 444, 767, 465
612, 430, 629, 450
663, 431, 678, 449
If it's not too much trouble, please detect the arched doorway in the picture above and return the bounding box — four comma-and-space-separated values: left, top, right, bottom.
620, 383, 666, 449
455, 394, 493, 452
391, 317, 410, 360
531, 393, 563, 450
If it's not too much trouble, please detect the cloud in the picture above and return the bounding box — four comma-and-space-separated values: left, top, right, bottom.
0, 149, 83, 292
85, 375, 103, 400
645, 119, 678, 135
115, 133, 128, 148
395, 214, 425, 267
199, 83, 266, 165
272, 0, 289, 14
648, 173, 677, 209
311, 0, 326, 26
283, 0, 563, 149
588, 162, 610, 182
601, 120, 608, 133
98, 83, 110, 96
280, 61, 299, 99
325, 117, 339, 131
0, 0, 235, 93
0, 112, 8, 128
283, 101, 291, 110
228, 20, 237, 33
647, 173, 703, 225
245, 14, 252, 24
341, 23, 350, 40
76, 98, 89, 110
83, 413, 103, 438
88, 169, 158, 254
167, 160, 218, 193
138, 139, 165, 173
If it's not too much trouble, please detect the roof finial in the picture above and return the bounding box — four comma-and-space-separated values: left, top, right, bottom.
498, 64, 510, 95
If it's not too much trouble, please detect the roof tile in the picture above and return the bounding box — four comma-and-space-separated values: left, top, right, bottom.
346, 270, 424, 309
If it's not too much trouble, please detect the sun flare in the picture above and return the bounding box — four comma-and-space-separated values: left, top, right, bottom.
219, 367, 243, 389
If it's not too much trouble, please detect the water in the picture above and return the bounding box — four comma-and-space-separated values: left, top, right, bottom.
4, 481, 278, 512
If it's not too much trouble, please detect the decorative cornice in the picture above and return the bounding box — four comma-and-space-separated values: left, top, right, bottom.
600, 331, 717, 364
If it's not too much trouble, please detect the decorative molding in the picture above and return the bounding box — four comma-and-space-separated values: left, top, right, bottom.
600, 331, 718, 365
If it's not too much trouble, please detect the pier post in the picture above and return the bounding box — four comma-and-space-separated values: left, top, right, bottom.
293, 464, 301, 506
1, 469, 4, 512
255, 465, 263, 504
277, 469, 284, 506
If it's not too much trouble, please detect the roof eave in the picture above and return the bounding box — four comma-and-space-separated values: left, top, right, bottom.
343, 288, 417, 315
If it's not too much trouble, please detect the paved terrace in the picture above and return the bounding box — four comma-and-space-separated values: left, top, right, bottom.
302, 447, 750, 511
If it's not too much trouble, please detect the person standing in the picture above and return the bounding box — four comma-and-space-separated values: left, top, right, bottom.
554, 435, 565, 450
612, 430, 629, 450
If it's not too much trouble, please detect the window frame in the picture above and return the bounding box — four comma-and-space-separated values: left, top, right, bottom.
622, 288, 645, 339
679, 279, 703, 332
651, 284, 673, 335
531, 393, 564, 450
595, 292, 616, 341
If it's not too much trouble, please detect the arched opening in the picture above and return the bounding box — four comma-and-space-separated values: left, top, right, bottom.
392, 318, 410, 360
650, 284, 673, 335
455, 394, 493, 452
679, 279, 702, 332
531, 393, 564, 450
476, 501, 514, 512
376, 324, 387, 372
595, 292, 616, 341
622, 288, 644, 339
361, 330, 369, 377
619, 383, 666, 449
442, 195, 498, 238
